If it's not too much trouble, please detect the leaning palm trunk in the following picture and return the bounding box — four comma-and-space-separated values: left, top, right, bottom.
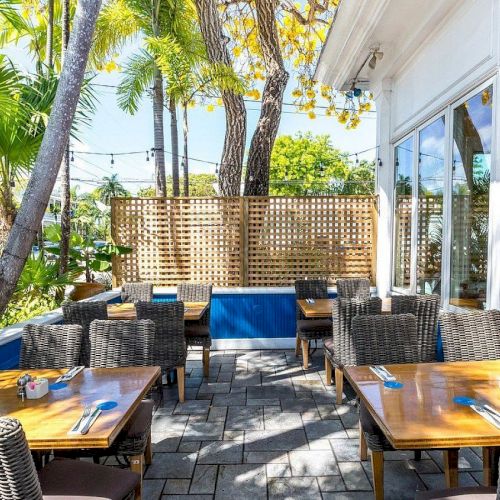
45, 0, 54, 69
153, 65, 167, 196
169, 98, 180, 197
244, 0, 288, 196
182, 103, 189, 197
59, 0, 71, 276
194, 0, 246, 196
0, 0, 102, 315
0, 176, 16, 246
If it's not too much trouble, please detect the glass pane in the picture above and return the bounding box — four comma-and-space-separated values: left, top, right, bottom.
417, 117, 445, 295
450, 85, 492, 309
393, 137, 413, 289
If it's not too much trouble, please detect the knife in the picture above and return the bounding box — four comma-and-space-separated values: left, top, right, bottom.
376, 365, 396, 381
80, 407, 101, 435
369, 366, 389, 381
471, 405, 500, 429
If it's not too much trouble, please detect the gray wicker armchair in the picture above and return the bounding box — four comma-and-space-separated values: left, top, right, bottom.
136, 301, 187, 402
89, 319, 156, 486
336, 278, 371, 299
295, 279, 331, 369
0, 417, 140, 500
351, 314, 420, 500
324, 297, 382, 403
62, 301, 108, 367
177, 283, 213, 377
121, 282, 153, 303
391, 294, 440, 362
439, 310, 500, 362
19, 324, 82, 369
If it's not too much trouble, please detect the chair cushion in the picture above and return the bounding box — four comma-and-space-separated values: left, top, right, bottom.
324, 337, 334, 354
297, 319, 332, 333
39, 458, 139, 500
360, 403, 393, 451
124, 399, 154, 438
185, 324, 210, 338
415, 486, 496, 499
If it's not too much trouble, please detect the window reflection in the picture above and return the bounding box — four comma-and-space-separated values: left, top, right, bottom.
393, 138, 413, 289
417, 118, 445, 295
450, 86, 492, 309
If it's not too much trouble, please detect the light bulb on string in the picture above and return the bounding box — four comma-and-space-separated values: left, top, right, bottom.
355, 154, 359, 165
215, 163, 219, 175
378, 158, 383, 167
70, 151, 74, 162
146, 151, 150, 162
111, 154, 115, 166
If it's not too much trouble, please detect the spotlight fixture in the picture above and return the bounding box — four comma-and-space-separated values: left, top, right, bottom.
368, 50, 384, 70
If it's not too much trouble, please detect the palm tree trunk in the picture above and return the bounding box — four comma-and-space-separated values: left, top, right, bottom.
0, 165, 16, 246
59, 0, 71, 276
182, 103, 189, 197
194, 0, 246, 196
0, 0, 102, 315
244, 0, 288, 196
153, 65, 167, 196
169, 98, 180, 197
45, 0, 54, 69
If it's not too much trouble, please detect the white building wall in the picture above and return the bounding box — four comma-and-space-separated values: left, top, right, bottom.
390, 0, 499, 140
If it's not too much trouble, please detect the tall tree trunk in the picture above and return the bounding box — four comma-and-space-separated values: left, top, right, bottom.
0, 166, 16, 246
244, 0, 289, 196
194, 0, 246, 196
45, 0, 54, 69
169, 98, 180, 197
182, 103, 189, 197
59, 0, 71, 276
0, 0, 102, 315
153, 65, 167, 196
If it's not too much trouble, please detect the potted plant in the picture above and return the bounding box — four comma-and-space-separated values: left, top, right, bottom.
45, 224, 132, 300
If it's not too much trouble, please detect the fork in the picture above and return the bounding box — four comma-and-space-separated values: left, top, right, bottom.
72, 405, 91, 433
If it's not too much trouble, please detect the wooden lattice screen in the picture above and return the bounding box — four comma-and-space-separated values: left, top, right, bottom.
111, 196, 378, 287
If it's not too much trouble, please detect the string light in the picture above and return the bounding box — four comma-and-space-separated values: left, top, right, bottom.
378, 158, 383, 167
355, 154, 359, 165
146, 150, 150, 162
70, 151, 74, 162
110, 154, 114, 165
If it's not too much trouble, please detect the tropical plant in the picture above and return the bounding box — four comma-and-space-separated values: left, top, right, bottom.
0, 0, 101, 316
96, 174, 129, 205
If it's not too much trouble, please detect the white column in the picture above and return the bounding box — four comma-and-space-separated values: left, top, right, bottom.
487, 72, 500, 309
374, 79, 393, 298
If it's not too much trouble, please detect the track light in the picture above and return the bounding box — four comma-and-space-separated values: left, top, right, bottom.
368, 50, 384, 70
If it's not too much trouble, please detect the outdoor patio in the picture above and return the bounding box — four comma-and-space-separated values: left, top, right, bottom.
140, 349, 485, 499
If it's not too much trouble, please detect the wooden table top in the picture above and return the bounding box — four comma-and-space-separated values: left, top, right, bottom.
107, 302, 209, 321
297, 297, 392, 318
0, 367, 160, 450
344, 360, 500, 449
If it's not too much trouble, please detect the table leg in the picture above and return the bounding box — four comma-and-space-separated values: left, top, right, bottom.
130, 453, 144, 500
145, 433, 153, 465
482, 447, 500, 487
203, 348, 210, 377
443, 449, 459, 488
335, 368, 343, 404
295, 334, 301, 356
359, 421, 367, 461
176, 366, 185, 403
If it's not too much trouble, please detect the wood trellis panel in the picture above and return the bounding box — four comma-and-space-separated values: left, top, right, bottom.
111, 196, 378, 287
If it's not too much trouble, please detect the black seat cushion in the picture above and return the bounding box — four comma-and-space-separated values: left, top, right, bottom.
324, 337, 334, 354
297, 319, 332, 333
360, 403, 393, 451
123, 399, 154, 438
415, 486, 496, 499
39, 457, 139, 500
185, 324, 210, 337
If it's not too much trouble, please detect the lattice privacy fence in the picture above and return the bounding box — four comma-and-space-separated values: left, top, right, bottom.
111, 196, 378, 287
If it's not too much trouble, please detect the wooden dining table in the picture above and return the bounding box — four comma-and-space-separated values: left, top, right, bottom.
297, 297, 392, 318
107, 301, 209, 321
344, 360, 500, 498
0, 367, 160, 450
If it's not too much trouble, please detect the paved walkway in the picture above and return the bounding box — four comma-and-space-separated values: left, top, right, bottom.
143, 349, 484, 499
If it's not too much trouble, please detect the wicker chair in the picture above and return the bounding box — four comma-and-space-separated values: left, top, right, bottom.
323, 297, 382, 403
336, 278, 371, 299
121, 282, 153, 303
19, 324, 82, 369
352, 314, 420, 500
391, 294, 440, 361
440, 310, 500, 362
295, 279, 331, 369
62, 301, 108, 367
89, 319, 156, 488
177, 283, 213, 377
0, 417, 140, 500
136, 301, 187, 402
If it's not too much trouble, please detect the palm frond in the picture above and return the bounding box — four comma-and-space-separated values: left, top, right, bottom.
116, 49, 154, 114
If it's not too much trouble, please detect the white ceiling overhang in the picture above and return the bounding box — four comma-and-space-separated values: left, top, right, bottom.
314, 0, 462, 92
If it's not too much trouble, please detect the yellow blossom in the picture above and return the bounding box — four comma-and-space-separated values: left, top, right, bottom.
206, 104, 215, 112
308, 111, 316, 120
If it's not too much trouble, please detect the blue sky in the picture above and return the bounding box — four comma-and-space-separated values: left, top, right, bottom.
5, 37, 377, 195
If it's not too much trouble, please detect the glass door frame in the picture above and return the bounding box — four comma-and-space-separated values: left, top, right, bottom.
389, 75, 496, 309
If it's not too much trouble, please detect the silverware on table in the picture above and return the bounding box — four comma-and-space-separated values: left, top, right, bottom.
71, 405, 91, 433
80, 407, 101, 435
